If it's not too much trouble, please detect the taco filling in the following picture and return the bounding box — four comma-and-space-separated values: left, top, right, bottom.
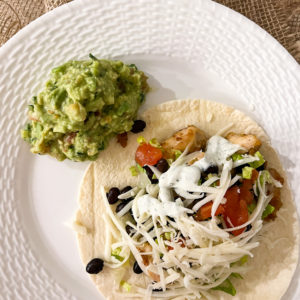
85, 125, 284, 299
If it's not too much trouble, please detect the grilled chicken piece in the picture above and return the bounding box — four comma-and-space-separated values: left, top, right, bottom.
137, 243, 153, 266
137, 243, 160, 281
226, 132, 261, 154
162, 126, 207, 159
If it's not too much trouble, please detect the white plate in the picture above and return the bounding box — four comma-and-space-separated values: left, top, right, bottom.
0, 0, 299, 299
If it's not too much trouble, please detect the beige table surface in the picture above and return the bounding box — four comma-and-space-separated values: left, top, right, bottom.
0, 0, 299, 63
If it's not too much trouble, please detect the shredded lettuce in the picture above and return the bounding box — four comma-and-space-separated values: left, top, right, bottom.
232, 153, 243, 161
230, 255, 248, 267
111, 247, 124, 262
212, 278, 236, 296
174, 150, 182, 160
248, 202, 256, 214
240, 255, 248, 265
249, 151, 265, 169
262, 204, 275, 219
259, 170, 271, 186
242, 166, 254, 179
231, 272, 243, 279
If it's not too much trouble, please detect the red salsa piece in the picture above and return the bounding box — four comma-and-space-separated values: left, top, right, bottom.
223, 186, 248, 236
135, 143, 163, 166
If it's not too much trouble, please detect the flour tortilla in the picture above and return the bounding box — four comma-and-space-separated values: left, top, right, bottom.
75, 99, 299, 300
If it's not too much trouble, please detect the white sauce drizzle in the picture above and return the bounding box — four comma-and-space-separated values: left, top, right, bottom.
158, 136, 242, 203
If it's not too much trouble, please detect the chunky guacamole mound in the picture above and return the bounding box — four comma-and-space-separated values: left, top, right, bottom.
21, 56, 149, 161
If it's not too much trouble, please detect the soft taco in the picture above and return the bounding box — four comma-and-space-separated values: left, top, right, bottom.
74, 99, 299, 299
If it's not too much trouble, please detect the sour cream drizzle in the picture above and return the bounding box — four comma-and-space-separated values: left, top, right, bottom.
138, 195, 193, 222
157, 136, 242, 203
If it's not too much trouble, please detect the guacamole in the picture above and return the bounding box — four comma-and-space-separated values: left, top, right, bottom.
21, 55, 149, 161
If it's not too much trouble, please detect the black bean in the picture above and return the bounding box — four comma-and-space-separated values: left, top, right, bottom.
123, 197, 134, 202
147, 226, 154, 233
205, 165, 218, 174
156, 159, 169, 173
143, 166, 158, 184
234, 164, 248, 175
116, 200, 130, 213
168, 216, 175, 222
246, 224, 252, 232
120, 186, 132, 194
86, 258, 104, 274
125, 224, 135, 236
256, 162, 266, 171
131, 120, 146, 133
152, 288, 163, 292
107, 187, 120, 205
133, 261, 143, 274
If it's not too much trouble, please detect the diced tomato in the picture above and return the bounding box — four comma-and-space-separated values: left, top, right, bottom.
240, 169, 258, 205
251, 169, 259, 182
223, 186, 248, 236
135, 143, 163, 166
240, 185, 254, 205
194, 201, 225, 221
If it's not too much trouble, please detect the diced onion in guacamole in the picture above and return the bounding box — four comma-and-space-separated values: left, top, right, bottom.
21, 56, 149, 161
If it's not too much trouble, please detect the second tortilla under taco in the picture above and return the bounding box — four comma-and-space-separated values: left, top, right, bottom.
74, 99, 299, 300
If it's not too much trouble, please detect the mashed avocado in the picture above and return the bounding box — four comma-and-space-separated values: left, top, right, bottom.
21, 55, 149, 161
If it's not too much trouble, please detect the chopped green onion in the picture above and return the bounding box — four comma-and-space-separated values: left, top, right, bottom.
152, 174, 157, 180
164, 232, 171, 240
149, 138, 161, 148
120, 281, 131, 292
262, 204, 275, 219
198, 178, 202, 185
129, 166, 138, 176
242, 166, 254, 179
249, 151, 265, 169
212, 278, 236, 296
137, 136, 146, 144
111, 247, 124, 261
232, 153, 243, 161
